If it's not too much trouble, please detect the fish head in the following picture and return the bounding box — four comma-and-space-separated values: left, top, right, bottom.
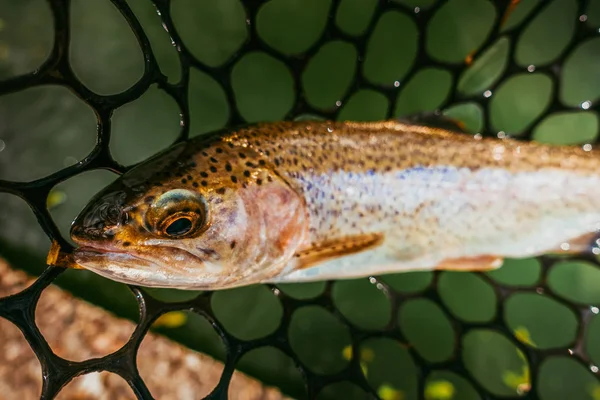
69, 138, 309, 290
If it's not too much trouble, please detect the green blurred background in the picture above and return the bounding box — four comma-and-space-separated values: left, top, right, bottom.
1, 0, 600, 399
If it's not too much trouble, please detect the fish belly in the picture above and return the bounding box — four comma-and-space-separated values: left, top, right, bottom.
271, 166, 600, 283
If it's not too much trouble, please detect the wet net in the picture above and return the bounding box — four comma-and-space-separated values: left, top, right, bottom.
1, 0, 600, 398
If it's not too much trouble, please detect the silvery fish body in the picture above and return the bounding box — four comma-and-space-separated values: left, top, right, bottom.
55, 120, 600, 290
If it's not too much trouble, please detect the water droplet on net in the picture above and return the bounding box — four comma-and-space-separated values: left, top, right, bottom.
63, 156, 78, 167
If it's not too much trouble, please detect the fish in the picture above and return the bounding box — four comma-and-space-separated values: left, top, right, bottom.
46, 117, 600, 290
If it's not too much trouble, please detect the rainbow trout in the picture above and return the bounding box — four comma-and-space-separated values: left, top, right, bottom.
48, 119, 600, 290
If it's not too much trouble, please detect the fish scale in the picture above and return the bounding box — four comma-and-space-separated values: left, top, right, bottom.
48, 119, 600, 290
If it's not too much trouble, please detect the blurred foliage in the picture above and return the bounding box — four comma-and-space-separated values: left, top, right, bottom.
1, 0, 600, 399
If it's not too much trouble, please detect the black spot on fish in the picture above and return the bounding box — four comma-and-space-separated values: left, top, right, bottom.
210, 157, 218, 163
210, 166, 217, 173
256, 179, 263, 186
201, 180, 208, 187
193, 182, 199, 188
200, 172, 208, 178
181, 179, 187, 184
216, 148, 223, 153
231, 176, 238, 183
225, 163, 232, 172
216, 187, 226, 195
238, 152, 246, 159
243, 170, 250, 177
123, 241, 131, 247
230, 241, 236, 249
187, 175, 192, 180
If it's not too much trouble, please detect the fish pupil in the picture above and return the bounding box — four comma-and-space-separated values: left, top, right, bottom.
165, 217, 192, 236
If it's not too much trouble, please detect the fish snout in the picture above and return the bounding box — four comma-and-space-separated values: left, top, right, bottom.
70, 192, 128, 244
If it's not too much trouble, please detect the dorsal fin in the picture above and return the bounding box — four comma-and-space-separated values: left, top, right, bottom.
398, 111, 469, 133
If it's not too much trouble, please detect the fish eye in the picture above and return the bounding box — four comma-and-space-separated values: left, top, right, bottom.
146, 189, 209, 238
160, 213, 200, 238
165, 217, 193, 236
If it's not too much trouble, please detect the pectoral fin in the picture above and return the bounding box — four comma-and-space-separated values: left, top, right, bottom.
434, 255, 504, 271
294, 233, 384, 270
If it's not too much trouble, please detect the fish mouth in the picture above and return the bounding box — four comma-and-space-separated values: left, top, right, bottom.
71, 245, 226, 290
73, 246, 170, 287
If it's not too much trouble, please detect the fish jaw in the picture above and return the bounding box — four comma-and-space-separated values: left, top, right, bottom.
73, 247, 169, 287
71, 245, 231, 289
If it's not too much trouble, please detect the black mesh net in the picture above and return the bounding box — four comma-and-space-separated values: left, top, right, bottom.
1, 0, 600, 399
